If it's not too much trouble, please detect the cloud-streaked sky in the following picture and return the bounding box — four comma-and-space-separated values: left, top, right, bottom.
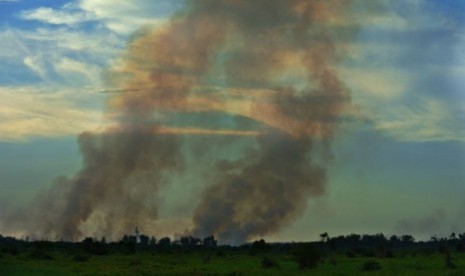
0, 0, 464, 241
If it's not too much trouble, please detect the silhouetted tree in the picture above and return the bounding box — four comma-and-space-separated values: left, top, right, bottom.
81, 237, 108, 255
120, 235, 136, 254
202, 236, 217, 248
389, 235, 400, 246
180, 236, 201, 247
320, 232, 329, 242
401, 235, 414, 244
158, 237, 171, 247
149, 236, 157, 247
250, 239, 269, 255
139, 235, 149, 246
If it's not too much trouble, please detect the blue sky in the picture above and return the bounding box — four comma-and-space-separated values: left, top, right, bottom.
0, 0, 464, 242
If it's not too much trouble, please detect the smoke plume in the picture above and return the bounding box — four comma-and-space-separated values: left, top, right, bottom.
2, 0, 359, 243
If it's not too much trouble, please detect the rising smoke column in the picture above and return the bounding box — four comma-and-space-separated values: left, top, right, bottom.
3, 0, 229, 241
2, 0, 360, 242
189, 0, 356, 244
111, 0, 356, 243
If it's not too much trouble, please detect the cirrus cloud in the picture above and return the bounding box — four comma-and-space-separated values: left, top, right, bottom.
0, 86, 105, 142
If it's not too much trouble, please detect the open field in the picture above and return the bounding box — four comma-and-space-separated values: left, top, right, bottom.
1, 247, 465, 275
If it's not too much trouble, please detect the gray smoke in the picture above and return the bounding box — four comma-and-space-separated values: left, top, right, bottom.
2, 0, 360, 243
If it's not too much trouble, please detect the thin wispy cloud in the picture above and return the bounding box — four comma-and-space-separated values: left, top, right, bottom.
19, 0, 183, 34
0, 86, 104, 141
21, 6, 95, 26
374, 98, 465, 142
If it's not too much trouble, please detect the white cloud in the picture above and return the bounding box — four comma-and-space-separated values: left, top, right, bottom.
20, 0, 182, 34
340, 1, 465, 143
0, 86, 106, 141
340, 67, 407, 100
0, 26, 123, 89
17, 27, 123, 54
0, 0, 141, 142
374, 98, 465, 142
0, 0, 203, 100
21, 6, 95, 26
79, 0, 183, 34
0, 28, 33, 60
23, 55, 47, 79
54, 57, 102, 85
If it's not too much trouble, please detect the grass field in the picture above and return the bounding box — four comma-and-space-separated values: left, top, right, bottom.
1, 248, 465, 275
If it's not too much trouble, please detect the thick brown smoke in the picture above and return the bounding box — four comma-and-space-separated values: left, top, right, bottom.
187, 0, 355, 244
5, 126, 183, 241
192, 134, 326, 244
2, 0, 358, 243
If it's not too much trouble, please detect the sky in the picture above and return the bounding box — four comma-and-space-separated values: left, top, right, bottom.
0, 0, 464, 243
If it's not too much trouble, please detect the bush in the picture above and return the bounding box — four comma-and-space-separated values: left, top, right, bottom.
3, 246, 19, 256
293, 244, 322, 270
361, 260, 381, 271
72, 254, 90, 262
261, 256, 280, 269
445, 250, 456, 269
129, 259, 143, 267
345, 250, 356, 258
216, 250, 226, 258
32, 241, 53, 251
203, 252, 213, 264
384, 249, 395, 258
29, 249, 53, 260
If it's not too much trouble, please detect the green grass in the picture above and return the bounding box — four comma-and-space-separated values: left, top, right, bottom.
1, 250, 465, 275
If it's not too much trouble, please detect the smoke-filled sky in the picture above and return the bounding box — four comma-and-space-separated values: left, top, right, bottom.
0, 0, 464, 243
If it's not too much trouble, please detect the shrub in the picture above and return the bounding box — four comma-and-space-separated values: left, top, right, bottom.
72, 254, 90, 262
445, 250, 456, 269
456, 243, 464, 252
203, 252, 213, 264
261, 256, 280, 269
361, 260, 381, 271
293, 244, 323, 270
345, 250, 356, 258
216, 250, 226, 258
3, 246, 19, 256
129, 259, 143, 267
384, 249, 395, 258
32, 241, 53, 251
29, 249, 53, 260
329, 257, 337, 265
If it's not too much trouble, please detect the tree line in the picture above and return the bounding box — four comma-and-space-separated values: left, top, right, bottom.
2, 232, 465, 253
1, 231, 465, 270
